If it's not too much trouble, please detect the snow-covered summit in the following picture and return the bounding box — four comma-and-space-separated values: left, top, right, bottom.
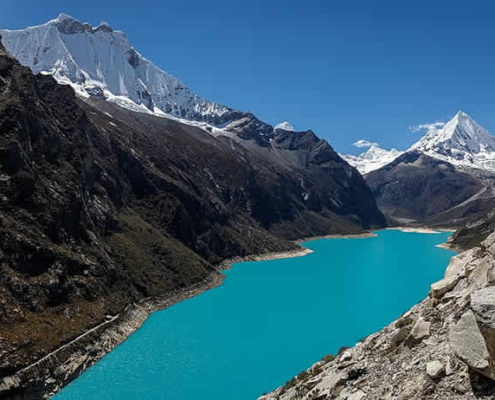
0, 15, 233, 123
409, 111, 495, 171
342, 112, 495, 174
274, 121, 295, 131
341, 145, 403, 175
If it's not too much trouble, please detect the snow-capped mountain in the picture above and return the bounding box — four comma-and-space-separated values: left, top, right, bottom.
341, 145, 404, 174
408, 111, 495, 171
0, 14, 235, 125
275, 121, 295, 131
342, 112, 495, 174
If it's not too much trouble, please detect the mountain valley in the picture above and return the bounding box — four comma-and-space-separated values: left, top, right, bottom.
2, 11, 495, 400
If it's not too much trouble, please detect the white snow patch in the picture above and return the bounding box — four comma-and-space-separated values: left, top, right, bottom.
275, 121, 295, 131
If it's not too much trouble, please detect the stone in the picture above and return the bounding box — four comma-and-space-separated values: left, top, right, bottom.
445, 356, 454, 376
312, 372, 347, 397
449, 310, 489, 370
426, 360, 444, 379
466, 256, 492, 292
347, 389, 366, 400
482, 232, 495, 257
430, 275, 460, 299
340, 350, 353, 362
445, 249, 476, 279
408, 317, 431, 343
471, 287, 495, 330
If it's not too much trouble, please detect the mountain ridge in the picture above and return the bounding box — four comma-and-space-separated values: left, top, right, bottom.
342, 111, 495, 175
0, 14, 239, 129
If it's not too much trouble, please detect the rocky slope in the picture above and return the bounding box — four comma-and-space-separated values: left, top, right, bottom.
365, 151, 495, 225
262, 231, 495, 400
0, 36, 385, 399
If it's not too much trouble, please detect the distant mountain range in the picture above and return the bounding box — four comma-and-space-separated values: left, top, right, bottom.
341, 145, 404, 175
339, 111, 495, 226
342, 111, 495, 175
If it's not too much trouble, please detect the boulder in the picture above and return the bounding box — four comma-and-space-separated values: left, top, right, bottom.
471, 286, 495, 362
340, 350, 353, 362
430, 275, 460, 299
426, 360, 444, 379
445, 249, 477, 279
449, 310, 490, 371
482, 232, 495, 257
471, 287, 495, 330
407, 316, 431, 344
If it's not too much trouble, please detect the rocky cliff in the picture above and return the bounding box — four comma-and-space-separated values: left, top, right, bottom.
261, 232, 495, 400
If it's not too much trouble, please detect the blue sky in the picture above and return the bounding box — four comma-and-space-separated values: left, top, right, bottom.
2, 0, 495, 154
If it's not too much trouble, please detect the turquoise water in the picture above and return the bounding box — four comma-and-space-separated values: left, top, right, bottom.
54, 230, 454, 400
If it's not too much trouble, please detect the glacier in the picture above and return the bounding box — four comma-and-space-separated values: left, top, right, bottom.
0, 14, 233, 125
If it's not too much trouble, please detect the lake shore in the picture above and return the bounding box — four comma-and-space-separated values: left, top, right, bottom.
1, 238, 315, 398
1, 227, 452, 399
219, 247, 313, 270
294, 231, 377, 244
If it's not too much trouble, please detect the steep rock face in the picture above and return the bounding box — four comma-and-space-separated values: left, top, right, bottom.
262, 232, 495, 400
365, 151, 495, 224
0, 37, 385, 398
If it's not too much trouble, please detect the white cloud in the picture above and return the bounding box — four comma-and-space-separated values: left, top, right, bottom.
409, 121, 445, 133
352, 139, 379, 148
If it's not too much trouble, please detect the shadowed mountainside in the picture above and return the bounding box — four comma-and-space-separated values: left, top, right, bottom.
365, 151, 495, 226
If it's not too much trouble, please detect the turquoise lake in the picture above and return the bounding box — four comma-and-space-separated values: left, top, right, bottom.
53, 230, 454, 400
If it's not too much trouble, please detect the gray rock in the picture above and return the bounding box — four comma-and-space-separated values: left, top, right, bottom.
483, 232, 495, 257
346, 390, 366, 400
408, 317, 431, 343
445, 356, 454, 376
471, 287, 495, 330
340, 350, 353, 362
449, 310, 489, 370
426, 360, 444, 379
430, 275, 460, 299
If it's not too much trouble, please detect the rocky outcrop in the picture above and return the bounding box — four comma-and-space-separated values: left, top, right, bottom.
262, 232, 495, 400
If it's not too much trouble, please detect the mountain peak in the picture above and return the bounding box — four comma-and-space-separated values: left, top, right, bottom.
275, 121, 295, 131
0, 16, 233, 124
56, 13, 76, 22
409, 111, 495, 171
340, 145, 404, 175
